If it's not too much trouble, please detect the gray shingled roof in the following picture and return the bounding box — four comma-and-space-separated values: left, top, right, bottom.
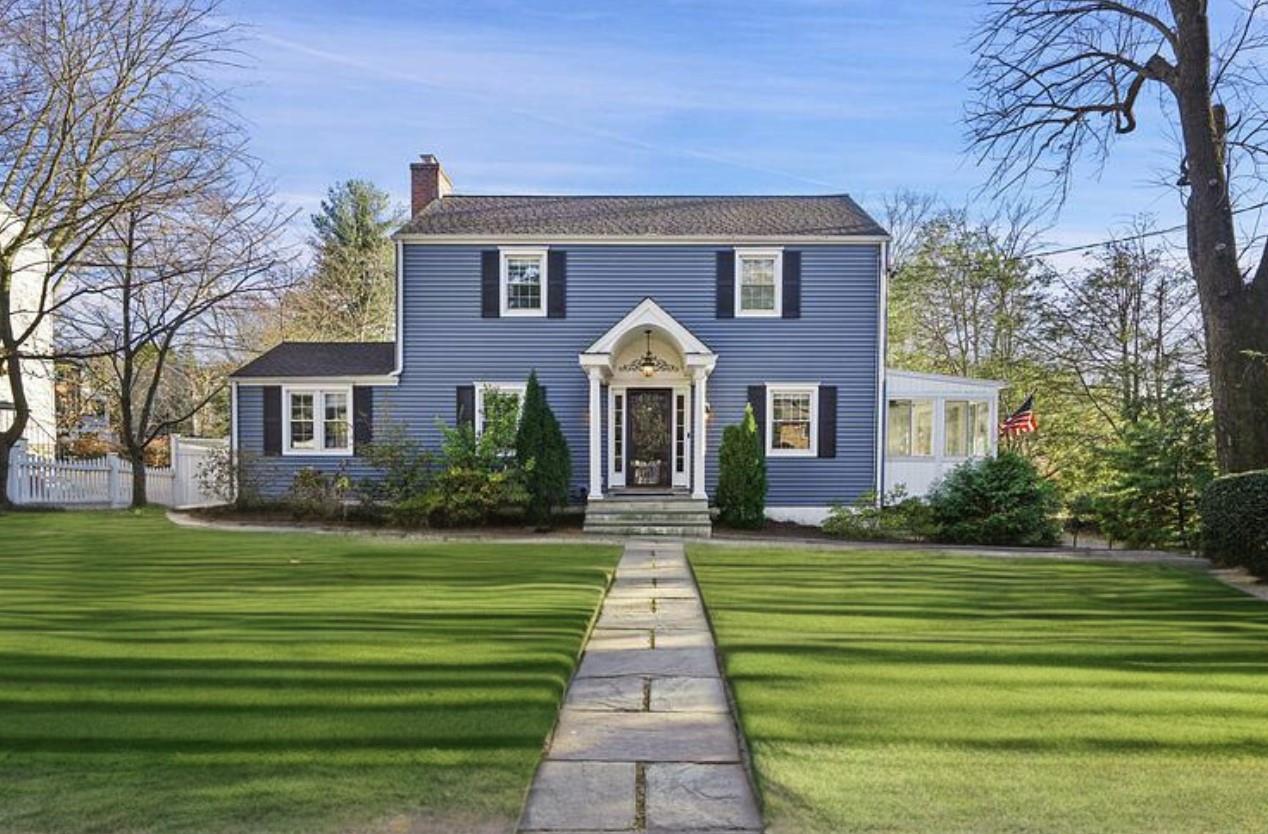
231, 342, 395, 379
397, 194, 887, 238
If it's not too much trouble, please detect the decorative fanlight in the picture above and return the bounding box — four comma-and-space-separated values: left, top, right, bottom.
618, 329, 679, 378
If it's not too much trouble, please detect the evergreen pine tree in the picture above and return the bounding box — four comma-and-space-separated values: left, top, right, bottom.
716, 404, 767, 528
515, 371, 572, 526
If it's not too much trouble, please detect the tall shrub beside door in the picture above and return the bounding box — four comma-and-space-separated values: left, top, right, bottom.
716, 404, 767, 529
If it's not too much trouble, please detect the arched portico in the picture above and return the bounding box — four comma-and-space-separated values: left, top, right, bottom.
579, 299, 717, 501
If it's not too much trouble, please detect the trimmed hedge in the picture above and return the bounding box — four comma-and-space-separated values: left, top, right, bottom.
1200, 470, 1268, 578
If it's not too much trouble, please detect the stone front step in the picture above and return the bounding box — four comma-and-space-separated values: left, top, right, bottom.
583, 496, 713, 538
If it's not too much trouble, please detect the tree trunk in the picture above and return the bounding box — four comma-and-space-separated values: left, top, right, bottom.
0, 440, 10, 508
129, 448, 148, 508
1171, 2, 1268, 473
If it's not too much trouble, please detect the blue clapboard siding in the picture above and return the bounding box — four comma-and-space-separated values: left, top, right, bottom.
239, 242, 880, 506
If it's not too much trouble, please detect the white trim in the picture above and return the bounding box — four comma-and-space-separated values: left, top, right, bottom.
876, 241, 888, 499
765, 383, 819, 458
765, 505, 832, 526
393, 240, 404, 376
734, 247, 783, 318
229, 375, 398, 386
886, 368, 1008, 390
394, 233, 891, 245
281, 384, 354, 457
473, 381, 527, 435
499, 246, 548, 317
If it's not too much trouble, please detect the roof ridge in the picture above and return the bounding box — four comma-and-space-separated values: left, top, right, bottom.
440, 193, 855, 199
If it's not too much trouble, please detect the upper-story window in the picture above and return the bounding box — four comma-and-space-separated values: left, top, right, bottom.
736, 248, 782, 317
283, 386, 351, 456
944, 399, 991, 457
767, 383, 818, 456
500, 248, 548, 317
887, 399, 934, 457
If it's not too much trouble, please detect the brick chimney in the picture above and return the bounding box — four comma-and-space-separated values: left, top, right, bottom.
410, 154, 452, 215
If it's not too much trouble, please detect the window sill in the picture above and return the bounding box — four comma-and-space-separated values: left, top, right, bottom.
767, 448, 817, 458
499, 308, 547, 318
282, 448, 354, 458
736, 309, 782, 318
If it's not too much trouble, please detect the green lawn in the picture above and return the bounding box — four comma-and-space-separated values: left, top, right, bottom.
0, 511, 619, 834
690, 545, 1268, 834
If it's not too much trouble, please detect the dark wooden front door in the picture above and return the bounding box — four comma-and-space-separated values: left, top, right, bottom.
626, 388, 672, 488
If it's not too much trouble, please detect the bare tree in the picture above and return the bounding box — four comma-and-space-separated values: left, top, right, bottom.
1030, 217, 1205, 435
968, 0, 1268, 472
63, 166, 291, 507
0, 0, 237, 505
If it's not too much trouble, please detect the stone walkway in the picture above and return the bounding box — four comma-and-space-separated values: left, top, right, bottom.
517, 541, 762, 834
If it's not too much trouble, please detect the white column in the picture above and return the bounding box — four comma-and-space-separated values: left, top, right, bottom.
587, 368, 603, 500
692, 369, 708, 500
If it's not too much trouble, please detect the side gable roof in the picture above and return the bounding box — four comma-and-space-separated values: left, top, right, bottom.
397, 194, 887, 238
231, 342, 395, 379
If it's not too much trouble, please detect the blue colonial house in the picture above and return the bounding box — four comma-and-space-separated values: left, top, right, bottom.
230, 155, 1003, 535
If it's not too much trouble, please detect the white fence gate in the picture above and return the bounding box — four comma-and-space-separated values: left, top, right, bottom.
7, 435, 228, 509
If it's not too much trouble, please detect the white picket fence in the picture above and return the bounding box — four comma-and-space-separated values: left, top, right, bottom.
7, 435, 228, 509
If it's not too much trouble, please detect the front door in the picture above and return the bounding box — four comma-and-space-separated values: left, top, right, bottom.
626, 388, 672, 488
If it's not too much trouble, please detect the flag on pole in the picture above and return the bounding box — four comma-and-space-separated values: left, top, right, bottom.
1001, 393, 1038, 437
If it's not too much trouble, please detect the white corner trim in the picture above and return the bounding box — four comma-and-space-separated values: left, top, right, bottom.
734, 247, 783, 318
280, 384, 354, 457
765, 505, 832, 526
393, 240, 404, 376
876, 240, 888, 498
765, 382, 820, 458
499, 247, 548, 317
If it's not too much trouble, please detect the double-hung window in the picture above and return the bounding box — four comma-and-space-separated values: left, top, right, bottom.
735, 248, 782, 316
500, 249, 547, 316
475, 382, 527, 454
887, 399, 934, 457
284, 387, 351, 455
944, 399, 991, 457
767, 384, 818, 456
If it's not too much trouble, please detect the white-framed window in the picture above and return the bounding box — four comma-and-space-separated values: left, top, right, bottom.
735, 248, 783, 317
283, 386, 352, 456
887, 398, 934, 457
766, 384, 818, 457
500, 248, 548, 317
944, 399, 991, 457
475, 382, 527, 453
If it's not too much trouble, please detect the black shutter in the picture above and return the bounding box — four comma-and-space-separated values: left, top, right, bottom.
782, 251, 801, 319
481, 250, 499, 318
262, 386, 282, 456
716, 251, 735, 319
818, 386, 837, 458
353, 386, 373, 450
456, 384, 476, 428
547, 251, 566, 318
747, 385, 766, 450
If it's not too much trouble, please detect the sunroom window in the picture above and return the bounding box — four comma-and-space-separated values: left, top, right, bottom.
736, 249, 782, 316
945, 399, 991, 457
284, 387, 352, 455
767, 385, 817, 456
500, 249, 547, 316
887, 399, 933, 457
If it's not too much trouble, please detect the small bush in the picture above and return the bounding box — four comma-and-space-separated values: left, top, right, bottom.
515, 371, 571, 527
1063, 491, 1101, 549
286, 467, 351, 520
422, 465, 528, 528
928, 452, 1061, 546
359, 424, 433, 505
824, 486, 936, 542
716, 404, 766, 529
1200, 470, 1268, 578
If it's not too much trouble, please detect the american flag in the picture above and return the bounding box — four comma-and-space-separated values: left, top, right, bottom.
1001, 394, 1038, 437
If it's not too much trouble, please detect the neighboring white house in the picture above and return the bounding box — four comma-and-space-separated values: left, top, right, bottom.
0, 202, 57, 452
883, 369, 1008, 497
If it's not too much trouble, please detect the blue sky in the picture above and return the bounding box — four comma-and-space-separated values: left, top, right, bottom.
221, 0, 1189, 251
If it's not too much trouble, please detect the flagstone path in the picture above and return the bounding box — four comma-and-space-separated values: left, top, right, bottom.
517, 540, 762, 834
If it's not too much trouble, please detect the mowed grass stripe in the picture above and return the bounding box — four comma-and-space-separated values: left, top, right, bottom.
0, 510, 620, 834
689, 546, 1268, 834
